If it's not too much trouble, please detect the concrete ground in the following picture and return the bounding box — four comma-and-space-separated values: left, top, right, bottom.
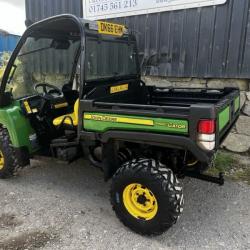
0, 159, 249, 250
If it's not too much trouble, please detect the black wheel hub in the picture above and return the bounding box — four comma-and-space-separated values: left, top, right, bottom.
137, 195, 147, 205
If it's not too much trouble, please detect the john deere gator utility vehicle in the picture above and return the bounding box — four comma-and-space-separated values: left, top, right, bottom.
0, 15, 240, 235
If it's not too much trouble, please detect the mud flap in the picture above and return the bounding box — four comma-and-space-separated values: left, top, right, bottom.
102, 140, 120, 181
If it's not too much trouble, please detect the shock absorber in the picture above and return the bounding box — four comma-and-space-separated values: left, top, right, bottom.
118, 147, 133, 164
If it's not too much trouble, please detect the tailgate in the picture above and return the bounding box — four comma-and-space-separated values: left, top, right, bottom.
216, 88, 240, 145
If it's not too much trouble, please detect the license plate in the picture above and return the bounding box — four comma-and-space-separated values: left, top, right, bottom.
97, 21, 125, 36
110, 84, 129, 94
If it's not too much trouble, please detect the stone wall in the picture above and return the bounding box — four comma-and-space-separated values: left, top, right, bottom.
142, 76, 250, 154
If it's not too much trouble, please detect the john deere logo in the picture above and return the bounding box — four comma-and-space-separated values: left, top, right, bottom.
88, 115, 117, 123
84, 114, 154, 126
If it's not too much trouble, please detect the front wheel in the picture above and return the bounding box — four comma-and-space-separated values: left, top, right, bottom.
110, 158, 184, 235
0, 127, 20, 178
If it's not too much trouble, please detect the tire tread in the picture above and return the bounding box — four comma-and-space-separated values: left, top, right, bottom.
0, 127, 20, 178
110, 158, 184, 235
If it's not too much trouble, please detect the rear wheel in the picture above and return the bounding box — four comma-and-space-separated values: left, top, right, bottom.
0, 127, 20, 178
110, 158, 184, 235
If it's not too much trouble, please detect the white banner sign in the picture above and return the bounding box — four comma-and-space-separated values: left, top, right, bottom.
83, 0, 227, 20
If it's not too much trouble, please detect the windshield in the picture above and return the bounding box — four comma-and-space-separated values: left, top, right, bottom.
85, 37, 138, 81
6, 36, 80, 99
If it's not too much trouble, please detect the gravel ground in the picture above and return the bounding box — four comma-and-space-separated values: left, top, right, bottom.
0, 158, 249, 250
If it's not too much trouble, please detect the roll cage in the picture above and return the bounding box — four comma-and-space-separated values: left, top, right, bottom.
0, 14, 140, 105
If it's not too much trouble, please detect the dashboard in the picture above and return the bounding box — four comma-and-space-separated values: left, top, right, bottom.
20, 95, 69, 117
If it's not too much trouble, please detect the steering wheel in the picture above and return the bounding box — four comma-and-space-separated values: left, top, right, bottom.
34, 83, 63, 98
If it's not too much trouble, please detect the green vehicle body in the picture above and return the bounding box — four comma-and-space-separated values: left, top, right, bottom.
0, 14, 240, 172
83, 113, 189, 134
1, 96, 236, 153
2, 109, 189, 152
0, 101, 36, 153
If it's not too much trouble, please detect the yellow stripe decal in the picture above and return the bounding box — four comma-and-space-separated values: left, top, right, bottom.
84, 114, 154, 126
110, 84, 129, 94
54, 102, 68, 109
23, 101, 32, 114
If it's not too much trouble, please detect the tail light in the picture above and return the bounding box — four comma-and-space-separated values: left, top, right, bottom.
198, 120, 215, 134
197, 119, 216, 151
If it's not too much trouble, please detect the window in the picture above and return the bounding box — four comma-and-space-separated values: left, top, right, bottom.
6, 36, 80, 99
85, 37, 138, 81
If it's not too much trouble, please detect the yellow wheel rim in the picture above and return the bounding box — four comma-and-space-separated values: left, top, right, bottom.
0, 150, 4, 170
123, 183, 158, 220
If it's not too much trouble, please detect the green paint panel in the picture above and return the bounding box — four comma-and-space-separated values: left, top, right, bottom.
234, 96, 240, 113
219, 106, 230, 131
0, 101, 37, 152
84, 113, 189, 134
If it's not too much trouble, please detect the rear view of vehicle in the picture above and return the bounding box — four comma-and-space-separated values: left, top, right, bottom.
80, 21, 240, 235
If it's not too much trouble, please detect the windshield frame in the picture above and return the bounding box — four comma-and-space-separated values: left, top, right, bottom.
0, 15, 141, 104
0, 15, 85, 104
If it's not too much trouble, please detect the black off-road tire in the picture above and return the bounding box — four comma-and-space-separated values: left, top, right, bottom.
0, 127, 20, 178
110, 158, 184, 236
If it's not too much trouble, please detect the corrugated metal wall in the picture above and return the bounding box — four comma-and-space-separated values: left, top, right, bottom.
25, 0, 250, 79
25, 0, 82, 24
0, 32, 20, 53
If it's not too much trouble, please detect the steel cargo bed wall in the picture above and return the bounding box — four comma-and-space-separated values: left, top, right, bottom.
25, 0, 250, 79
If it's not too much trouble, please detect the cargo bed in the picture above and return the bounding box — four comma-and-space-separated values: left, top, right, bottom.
83, 82, 239, 119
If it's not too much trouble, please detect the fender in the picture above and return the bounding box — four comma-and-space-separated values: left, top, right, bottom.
0, 101, 36, 153
80, 130, 213, 164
